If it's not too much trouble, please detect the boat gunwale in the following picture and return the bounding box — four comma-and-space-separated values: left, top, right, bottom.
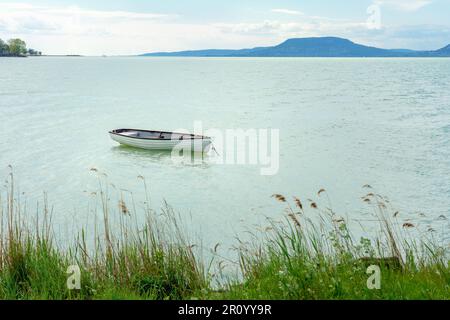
109, 128, 212, 141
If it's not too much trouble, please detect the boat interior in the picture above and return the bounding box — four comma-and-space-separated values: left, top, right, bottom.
111, 129, 208, 140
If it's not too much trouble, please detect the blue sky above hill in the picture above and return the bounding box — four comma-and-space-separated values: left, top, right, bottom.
0, 0, 449, 55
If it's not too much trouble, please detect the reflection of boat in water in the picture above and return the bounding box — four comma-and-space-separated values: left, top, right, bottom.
109, 128, 212, 153
111, 145, 173, 163
111, 144, 211, 168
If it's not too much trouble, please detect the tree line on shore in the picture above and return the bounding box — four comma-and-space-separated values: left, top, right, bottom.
0, 38, 41, 57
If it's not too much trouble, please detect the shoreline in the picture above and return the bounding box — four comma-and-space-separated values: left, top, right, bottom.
1, 173, 448, 300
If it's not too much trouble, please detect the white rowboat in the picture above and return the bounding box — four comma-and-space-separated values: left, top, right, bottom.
109, 129, 212, 153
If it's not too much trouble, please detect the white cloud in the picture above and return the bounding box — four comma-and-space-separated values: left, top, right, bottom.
214, 19, 367, 37
0, 2, 174, 20
0, 3, 175, 36
0, 2, 447, 54
213, 19, 450, 50
374, 0, 433, 11
0, 3, 188, 54
271, 8, 304, 16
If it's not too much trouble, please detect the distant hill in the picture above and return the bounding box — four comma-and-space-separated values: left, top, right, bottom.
141, 37, 450, 57
435, 44, 450, 56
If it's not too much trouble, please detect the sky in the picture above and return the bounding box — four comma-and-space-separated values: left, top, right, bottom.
0, 0, 449, 55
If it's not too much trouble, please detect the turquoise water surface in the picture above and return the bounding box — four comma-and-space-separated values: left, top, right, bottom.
1, 57, 449, 248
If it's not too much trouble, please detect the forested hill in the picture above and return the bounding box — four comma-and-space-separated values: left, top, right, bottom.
141, 37, 450, 57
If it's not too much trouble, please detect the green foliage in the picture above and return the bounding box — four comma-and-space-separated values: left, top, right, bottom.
0, 173, 448, 300
220, 192, 449, 300
0, 38, 40, 56
7, 39, 27, 56
0, 38, 9, 55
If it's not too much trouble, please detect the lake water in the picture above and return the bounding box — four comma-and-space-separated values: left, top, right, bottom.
0, 57, 449, 249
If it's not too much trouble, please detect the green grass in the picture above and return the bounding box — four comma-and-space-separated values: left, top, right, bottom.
219, 194, 449, 300
0, 171, 448, 300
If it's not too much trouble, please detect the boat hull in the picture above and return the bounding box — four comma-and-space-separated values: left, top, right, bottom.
110, 133, 212, 153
